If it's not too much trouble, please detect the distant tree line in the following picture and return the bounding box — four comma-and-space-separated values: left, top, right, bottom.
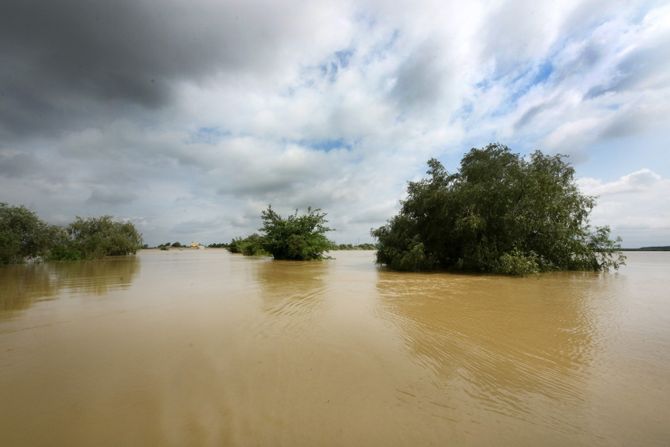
154, 241, 185, 250
207, 242, 229, 248
212, 241, 374, 251
335, 243, 377, 250
0, 203, 142, 265
372, 144, 625, 275
620, 246, 670, 251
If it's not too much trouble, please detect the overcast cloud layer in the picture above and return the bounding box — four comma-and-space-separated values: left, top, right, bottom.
1, 0, 669, 246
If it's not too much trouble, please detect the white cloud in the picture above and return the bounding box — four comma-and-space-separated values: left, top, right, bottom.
1, 0, 668, 245
579, 169, 670, 246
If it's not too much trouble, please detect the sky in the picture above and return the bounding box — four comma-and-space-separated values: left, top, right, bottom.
1, 0, 669, 247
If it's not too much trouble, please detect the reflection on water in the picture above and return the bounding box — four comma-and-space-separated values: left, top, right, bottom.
51, 256, 140, 295
0, 256, 139, 317
0, 264, 59, 313
0, 250, 668, 446
377, 273, 599, 401
376, 271, 606, 439
254, 259, 327, 318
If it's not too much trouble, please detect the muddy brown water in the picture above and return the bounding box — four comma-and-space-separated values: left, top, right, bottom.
0, 250, 668, 446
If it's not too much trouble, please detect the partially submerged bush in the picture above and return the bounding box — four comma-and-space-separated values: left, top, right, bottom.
228, 234, 267, 256
228, 206, 334, 260
260, 206, 333, 260
1, 204, 143, 263
50, 216, 143, 260
0, 203, 53, 264
373, 144, 625, 275
496, 249, 540, 276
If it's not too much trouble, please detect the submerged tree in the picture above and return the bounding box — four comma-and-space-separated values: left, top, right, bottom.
51, 216, 143, 260
372, 144, 625, 274
1, 205, 143, 263
0, 203, 53, 264
260, 206, 333, 260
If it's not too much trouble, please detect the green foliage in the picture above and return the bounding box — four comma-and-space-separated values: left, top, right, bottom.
260, 206, 333, 260
1, 204, 143, 263
47, 227, 83, 261
496, 249, 540, 275
207, 242, 229, 248
0, 203, 53, 264
372, 144, 626, 275
171, 241, 182, 248
227, 234, 267, 256
50, 216, 143, 260
336, 243, 377, 250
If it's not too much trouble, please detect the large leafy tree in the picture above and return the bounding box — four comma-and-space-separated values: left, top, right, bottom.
260, 206, 333, 260
60, 216, 143, 259
372, 144, 625, 274
0, 203, 54, 264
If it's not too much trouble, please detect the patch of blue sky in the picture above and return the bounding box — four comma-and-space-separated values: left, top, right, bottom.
454, 101, 474, 122
335, 49, 354, 68
312, 48, 354, 84
319, 61, 339, 82
300, 138, 354, 152
363, 29, 400, 65
482, 59, 555, 119
188, 126, 231, 144
575, 132, 670, 180
509, 60, 554, 103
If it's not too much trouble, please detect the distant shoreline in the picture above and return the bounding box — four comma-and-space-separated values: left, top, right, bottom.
620, 246, 670, 251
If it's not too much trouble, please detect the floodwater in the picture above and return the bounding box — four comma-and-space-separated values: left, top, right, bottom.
0, 250, 669, 446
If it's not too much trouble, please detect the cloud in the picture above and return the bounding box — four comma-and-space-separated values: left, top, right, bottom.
0, 0, 353, 138
0, 152, 42, 178
0, 0, 668, 245
87, 188, 138, 206
578, 169, 670, 246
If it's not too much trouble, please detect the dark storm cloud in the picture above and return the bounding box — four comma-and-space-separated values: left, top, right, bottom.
390, 42, 449, 111
0, 0, 328, 138
514, 101, 555, 130
87, 188, 138, 206
0, 152, 42, 178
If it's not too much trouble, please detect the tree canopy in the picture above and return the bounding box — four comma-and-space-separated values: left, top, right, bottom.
372, 144, 625, 274
228, 233, 267, 256
58, 216, 143, 259
259, 206, 333, 260
0, 204, 143, 264
0, 203, 54, 264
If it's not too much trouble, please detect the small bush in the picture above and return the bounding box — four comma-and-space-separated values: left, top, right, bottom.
496, 249, 540, 275
228, 234, 267, 256
260, 206, 333, 260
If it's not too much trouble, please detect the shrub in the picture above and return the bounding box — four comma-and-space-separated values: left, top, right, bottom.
51, 216, 143, 260
496, 249, 540, 275
260, 206, 333, 260
227, 234, 267, 256
0, 203, 53, 264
